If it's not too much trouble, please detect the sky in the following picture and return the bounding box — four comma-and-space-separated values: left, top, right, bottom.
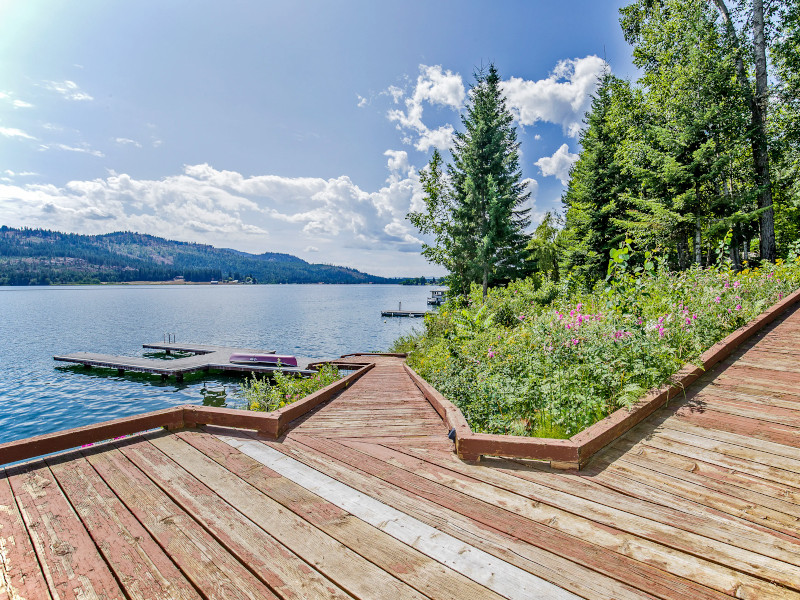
0, 0, 636, 277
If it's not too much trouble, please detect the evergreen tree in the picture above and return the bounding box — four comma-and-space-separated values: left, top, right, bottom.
562, 73, 632, 280
411, 64, 531, 298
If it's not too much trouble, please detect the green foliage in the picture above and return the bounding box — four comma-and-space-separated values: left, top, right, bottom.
408, 65, 531, 298
241, 364, 341, 412
400, 252, 800, 438
526, 212, 561, 281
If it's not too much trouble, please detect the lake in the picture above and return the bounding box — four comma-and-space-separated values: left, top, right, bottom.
0, 284, 429, 445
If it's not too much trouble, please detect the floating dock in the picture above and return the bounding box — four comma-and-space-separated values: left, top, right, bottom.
381, 310, 428, 317
54, 341, 315, 381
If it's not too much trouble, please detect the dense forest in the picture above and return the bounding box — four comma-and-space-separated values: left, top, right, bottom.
554, 0, 800, 281
0, 227, 400, 285
413, 0, 800, 293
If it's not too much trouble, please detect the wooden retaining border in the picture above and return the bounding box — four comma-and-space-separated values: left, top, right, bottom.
406, 286, 800, 469
0, 362, 373, 467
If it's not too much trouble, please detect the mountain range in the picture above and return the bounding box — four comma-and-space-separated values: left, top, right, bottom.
0, 227, 401, 285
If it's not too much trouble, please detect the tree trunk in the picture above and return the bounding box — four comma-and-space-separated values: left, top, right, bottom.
752, 0, 776, 261
730, 229, 741, 270
709, 0, 776, 262
482, 261, 489, 300
695, 217, 702, 266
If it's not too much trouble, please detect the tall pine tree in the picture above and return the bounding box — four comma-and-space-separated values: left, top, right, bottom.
562, 72, 632, 280
410, 64, 531, 298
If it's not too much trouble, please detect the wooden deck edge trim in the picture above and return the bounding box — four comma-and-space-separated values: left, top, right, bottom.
404, 286, 800, 469
0, 407, 185, 466
0, 364, 375, 465
697, 286, 800, 371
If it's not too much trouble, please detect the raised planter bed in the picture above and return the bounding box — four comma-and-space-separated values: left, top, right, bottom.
406, 286, 800, 469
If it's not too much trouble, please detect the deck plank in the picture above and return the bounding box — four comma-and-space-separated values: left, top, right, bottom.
7, 462, 125, 600
222, 432, 581, 600
84, 445, 281, 600
332, 437, 800, 595
46, 452, 202, 600
393, 443, 800, 566
270, 433, 730, 600
175, 428, 506, 600
0, 468, 51, 600
125, 432, 420, 600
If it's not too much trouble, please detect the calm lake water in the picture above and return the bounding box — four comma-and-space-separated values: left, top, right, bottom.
0, 284, 428, 445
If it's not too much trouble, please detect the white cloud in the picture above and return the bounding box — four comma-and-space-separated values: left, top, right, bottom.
384, 149, 411, 180
43, 80, 93, 101
386, 86, 404, 103
387, 64, 464, 152
40, 143, 104, 158
115, 137, 142, 148
0, 127, 36, 140
12, 99, 33, 108
502, 56, 607, 137
535, 144, 579, 185
0, 162, 426, 268
522, 177, 539, 200
357, 95, 369, 108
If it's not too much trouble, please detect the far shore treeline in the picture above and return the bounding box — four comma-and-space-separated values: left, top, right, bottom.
0, 227, 404, 285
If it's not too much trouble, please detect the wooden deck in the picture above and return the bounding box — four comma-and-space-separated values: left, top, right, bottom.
54, 341, 314, 381
4, 309, 800, 598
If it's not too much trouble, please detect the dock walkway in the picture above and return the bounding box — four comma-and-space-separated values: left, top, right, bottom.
54, 341, 314, 380
4, 308, 800, 598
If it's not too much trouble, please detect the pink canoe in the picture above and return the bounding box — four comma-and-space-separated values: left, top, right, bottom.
228, 353, 298, 367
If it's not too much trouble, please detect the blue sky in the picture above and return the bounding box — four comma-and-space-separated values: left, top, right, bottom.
0, 0, 635, 276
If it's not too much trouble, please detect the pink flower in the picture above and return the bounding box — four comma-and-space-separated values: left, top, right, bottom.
735, 304, 742, 311
566, 323, 572, 330
487, 349, 496, 358
733, 281, 740, 289
714, 296, 721, 303
572, 338, 579, 345
658, 326, 665, 338
518, 314, 526, 321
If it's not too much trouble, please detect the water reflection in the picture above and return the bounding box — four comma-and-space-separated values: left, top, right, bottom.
200, 385, 228, 407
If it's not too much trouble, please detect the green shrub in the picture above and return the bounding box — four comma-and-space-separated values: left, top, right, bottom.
242, 363, 341, 412
398, 256, 800, 438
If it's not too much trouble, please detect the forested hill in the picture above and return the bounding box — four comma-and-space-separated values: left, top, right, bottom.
0, 227, 401, 285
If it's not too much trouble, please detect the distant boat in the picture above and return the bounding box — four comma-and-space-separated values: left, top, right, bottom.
228, 353, 298, 367
427, 289, 447, 306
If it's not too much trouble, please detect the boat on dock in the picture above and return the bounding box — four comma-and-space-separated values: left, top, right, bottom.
229, 353, 298, 367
